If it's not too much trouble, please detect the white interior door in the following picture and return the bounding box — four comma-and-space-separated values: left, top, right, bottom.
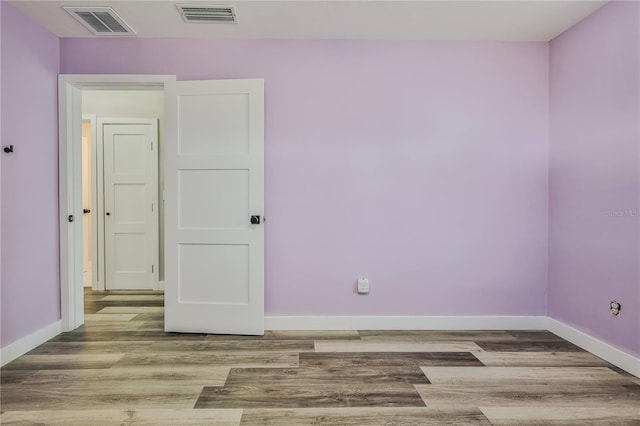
102, 120, 159, 290
165, 79, 264, 335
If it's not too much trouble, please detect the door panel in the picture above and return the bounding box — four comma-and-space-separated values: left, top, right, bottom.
165, 79, 264, 335
178, 93, 250, 155
103, 121, 159, 290
178, 244, 250, 304
179, 169, 249, 229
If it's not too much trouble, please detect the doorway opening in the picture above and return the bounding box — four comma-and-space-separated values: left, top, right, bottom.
81, 117, 96, 289
80, 89, 164, 293
80, 93, 163, 326
59, 75, 175, 332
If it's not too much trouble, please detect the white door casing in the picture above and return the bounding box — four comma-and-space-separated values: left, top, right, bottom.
61, 82, 84, 330
165, 79, 265, 335
101, 119, 159, 290
82, 114, 99, 291
81, 123, 92, 284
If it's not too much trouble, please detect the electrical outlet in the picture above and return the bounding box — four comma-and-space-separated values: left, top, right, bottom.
610, 300, 621, 316
357, 278, 369, 294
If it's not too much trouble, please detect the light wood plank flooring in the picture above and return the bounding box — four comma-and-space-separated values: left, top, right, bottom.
1, 289, 639, 425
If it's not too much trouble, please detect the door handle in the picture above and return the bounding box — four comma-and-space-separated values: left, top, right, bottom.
250, 215, 261, 225
106, 212, 111, 216
83, 208, 91, 214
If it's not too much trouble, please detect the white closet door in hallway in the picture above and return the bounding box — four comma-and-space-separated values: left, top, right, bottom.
101, 119, 159, 290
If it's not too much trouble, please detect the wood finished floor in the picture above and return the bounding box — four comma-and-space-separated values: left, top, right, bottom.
1, 289, 639, 425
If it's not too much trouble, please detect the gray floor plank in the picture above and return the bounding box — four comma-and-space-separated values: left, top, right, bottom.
416, 383, 640, 407
240, 407, 491, 425
0, 409, 242, 426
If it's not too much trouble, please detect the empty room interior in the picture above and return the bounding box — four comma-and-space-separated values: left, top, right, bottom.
1, 0, 639, 425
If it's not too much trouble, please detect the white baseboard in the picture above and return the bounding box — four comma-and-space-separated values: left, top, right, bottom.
265, 315, 547, 331
547, 318, 640, 378
0, 321, 62, 367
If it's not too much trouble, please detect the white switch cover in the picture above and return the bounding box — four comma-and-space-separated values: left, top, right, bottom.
357, 278, 369, 294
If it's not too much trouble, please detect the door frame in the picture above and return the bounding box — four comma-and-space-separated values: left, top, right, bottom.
81, 114, 100, 291
58, 74, 175, 332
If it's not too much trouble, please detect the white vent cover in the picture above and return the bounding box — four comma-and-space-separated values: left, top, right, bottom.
63, 7, 135, 35
177, 5, 238, 23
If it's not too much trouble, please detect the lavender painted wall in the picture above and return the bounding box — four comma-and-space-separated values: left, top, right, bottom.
549, 1, 640, 357
1, 3, 60, 347
60, 39, 549, 316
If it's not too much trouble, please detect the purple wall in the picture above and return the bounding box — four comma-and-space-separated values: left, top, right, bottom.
549, 1, 640, 357
61, 39, 549, 316
1, 3, 61, 347
3, 0, 636, 360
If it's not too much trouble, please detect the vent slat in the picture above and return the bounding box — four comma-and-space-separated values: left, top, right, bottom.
181, 8, 234, 13
185, 17, 235, 22
184, 12, 234, 16
184, 15, 235, 20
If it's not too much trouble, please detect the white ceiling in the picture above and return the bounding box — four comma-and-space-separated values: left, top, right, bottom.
9, 0, 608, 41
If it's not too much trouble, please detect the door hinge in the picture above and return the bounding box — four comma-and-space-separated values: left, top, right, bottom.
68, 214, 74, 223
151, 264, 154, 273
151, 203, 154, 212
151, 141, 154, 150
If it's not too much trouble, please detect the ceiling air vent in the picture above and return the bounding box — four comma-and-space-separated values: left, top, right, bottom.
63, 7, 135, 35
177, 5, 238, 23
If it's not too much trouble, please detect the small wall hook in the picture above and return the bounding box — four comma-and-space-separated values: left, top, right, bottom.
3, 145, 14, 153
